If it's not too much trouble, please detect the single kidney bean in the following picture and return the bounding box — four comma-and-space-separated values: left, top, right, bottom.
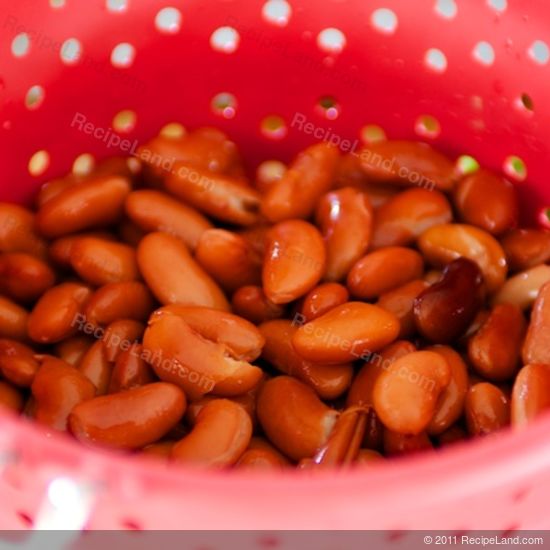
125, 190, 212, 250
0, 296, 29, 341
299, 283, 350, 323
263, 220, 326, 305
315, 187, 373, 281
383, 430, 433, 456
49, 231, 115, 268
493, 265, 550, 311
0, 203, 47, 258
231, 285, 285, 324
171, 399, 252, 467
260, 319, 353, 400
373, 351, 451, 435
78, 340, 113, 396
55, 336, 93, 367
522, 281, 550, 365
257, 376, 339, 461
418, 223, 508, 293
347, 247, 424, 300
0, 339, 39, 387
292, 302, 400, 364
70, 382, 186, 450
372, 188, 453, 249
468, 304, 526, 382
151, 305, 265, 361
377, 279, 429, 338
511, 364, 550, 426
414, 258, 483, 343
166, 162, 260, 226
102, 319, 145, 362
70, 237, 139, 286
501, 229, 550, 272
358, 141, 456, 192
0, 252, 56, 303
465, 383, 510, 436
84, 281, 155, 327
236, 437, 291, 470
27, 283, 93, 343
37, 176, 131, 238
109, 343, 156, 393
195, 229, 262, 292
453, 170, 518, 235
425, 346, 469, 435
261, 143, 340, 222
137, 232, 229, 310
142, 313, 263, 400
0, 381, 24, 412
32, 357, 96, 431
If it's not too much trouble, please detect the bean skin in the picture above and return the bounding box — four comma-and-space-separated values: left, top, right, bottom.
49, 232, 116, 269
522, 281, 550, 365
0, 203, 47, 258
172, 399, 252, 467
261, 143, 340, 222
501, 229, 550, 272
231, 286, 285, 325
36, 176, 131, 238
27, 283, 93, 343
70, 237, 139, 286
383, 430, 433, 456
55, 336, 93, 367
0, 253, 56, 303
292, 302, 400, 364
125, 190, 212, 250
263, 220, 326, 305
418, 223, 508, 293
137, 232, 229, 310
414, 258, 483, 343
468, 304, 526, 382
32, 357, 96, 431
511, 364, 550, 426
109, 343, 156, 393
236, 438, 291, 470
358, 141, 456, 192
299, 283, 350, 323
465, 383, 510, 436
0, 296, 29, 341
78, 340, 113, 395
0, 381, 24, 412
492, 265, 550, 311
102, 319, 145, 362
453, 170, 518, 235
372, 188, 452, 249
0, 339, 39, 387
69, 383, 186, 450
347, 247, 424, 300
315, 187, 373, 281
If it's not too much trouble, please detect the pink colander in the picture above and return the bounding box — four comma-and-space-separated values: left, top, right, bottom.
1, 0, 550, 536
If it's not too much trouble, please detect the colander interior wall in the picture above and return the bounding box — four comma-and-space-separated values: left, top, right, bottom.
1, 0, 550, 534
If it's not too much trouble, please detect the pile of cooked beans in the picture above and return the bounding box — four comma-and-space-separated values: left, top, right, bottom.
1, 127, 550, 470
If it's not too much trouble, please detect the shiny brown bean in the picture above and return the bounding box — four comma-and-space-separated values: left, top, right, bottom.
37, 176, 131, 238
414, 258, 483, 343
299, 283, 349, 323
109, 343, 156, 393
372, 188, 452, 249
69, 383, 186, 450
492, 265, 550, 310
102, 319, 145, 363
465, 383, 510, 436
0, 253, 56, 303
347, 247, 424, 300
501, 229, 550, 272
263, 220, 326, 305
511, 364, 550, 426
195, 229, 262, 292
261, 143, 340, 222
0, 296, 29, 341
0, 381, 24, 412
27, 283, 93, 343
49, 231, 115, 268
0, 339, 39, 387
137, 232, 229, 310
125, 190, 213, 250
522, 281, 550, 365
236, 438, 291, 470
418, 224, 508, 293
315, 187, 373, 281
32, 357, 96, 431
453, 170, 518, 235
231, 285, 286, 325
83, 281, 155, 327
0, 203, 47, 258
70, 237, 139, 286
358, 141, 456, 191
78, 340, 113, 395
468, 304, 526, 382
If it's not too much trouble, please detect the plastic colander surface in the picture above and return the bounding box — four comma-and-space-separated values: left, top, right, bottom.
1, 0, 550, 536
